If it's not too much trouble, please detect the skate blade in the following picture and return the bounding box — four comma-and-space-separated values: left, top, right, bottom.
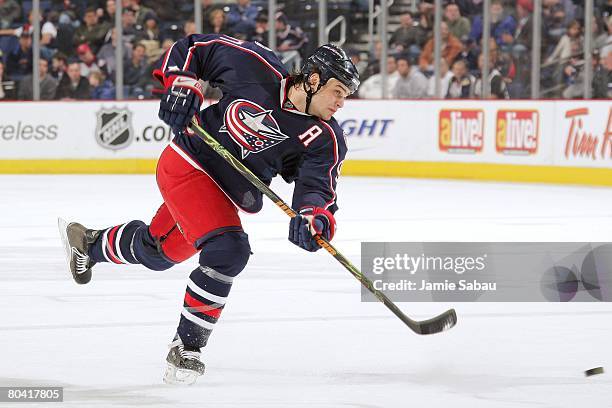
163, 363, 200, 385
57, 218, 71, 267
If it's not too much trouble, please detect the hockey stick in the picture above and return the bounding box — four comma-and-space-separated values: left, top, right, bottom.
187, 119, 457, 335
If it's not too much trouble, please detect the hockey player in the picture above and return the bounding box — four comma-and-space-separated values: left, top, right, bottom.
59, 34, 359, 385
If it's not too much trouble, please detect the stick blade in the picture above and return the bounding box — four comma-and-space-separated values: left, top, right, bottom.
413, 309, 457, 335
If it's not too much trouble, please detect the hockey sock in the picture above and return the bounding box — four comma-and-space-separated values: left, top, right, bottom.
89, 220, 175, 271
177, 265, 232, 349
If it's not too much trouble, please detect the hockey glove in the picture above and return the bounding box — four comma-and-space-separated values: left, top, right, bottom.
288, 207, 336, 252
158, 71, 203, 135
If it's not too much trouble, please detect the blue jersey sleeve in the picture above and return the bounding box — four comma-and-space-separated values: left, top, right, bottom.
291, 120, 347, 214
153, 34, 288, 93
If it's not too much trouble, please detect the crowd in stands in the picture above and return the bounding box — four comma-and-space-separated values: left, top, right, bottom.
0, 0, 310, 100
0, 0, 610, 101
357, 0, 611, 99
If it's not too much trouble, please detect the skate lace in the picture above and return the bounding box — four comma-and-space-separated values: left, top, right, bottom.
169, 339, 200, 361
72, 247, 90, 274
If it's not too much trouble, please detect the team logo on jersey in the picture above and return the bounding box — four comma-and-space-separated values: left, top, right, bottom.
220, 99, 288, 159
95, 107, 134, 150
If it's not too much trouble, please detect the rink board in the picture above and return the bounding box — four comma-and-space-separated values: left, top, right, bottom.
0, 99, 610, 185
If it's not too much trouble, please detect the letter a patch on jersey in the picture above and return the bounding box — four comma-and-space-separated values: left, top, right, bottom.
220, 99, 289, 159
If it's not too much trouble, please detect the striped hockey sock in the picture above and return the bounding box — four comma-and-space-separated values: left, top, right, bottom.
177, 265, 234, 349
89, 222, 140, 264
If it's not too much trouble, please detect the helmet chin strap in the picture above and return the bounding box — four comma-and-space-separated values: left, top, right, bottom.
303, 76, 323, 115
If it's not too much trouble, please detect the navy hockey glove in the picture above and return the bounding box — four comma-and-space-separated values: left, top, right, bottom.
288, 207, 336, 252
158, 71, 203, 135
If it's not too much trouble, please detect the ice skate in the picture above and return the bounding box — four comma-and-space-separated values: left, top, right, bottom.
57, 218, 100, 285
163, 338, 205, 385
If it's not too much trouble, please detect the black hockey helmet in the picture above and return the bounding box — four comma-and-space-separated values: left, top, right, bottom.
301, 44, 360, 95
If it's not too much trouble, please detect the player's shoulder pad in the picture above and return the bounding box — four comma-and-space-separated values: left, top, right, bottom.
308, 117, 347, 159
327, 117, 345, 140
319, 117, 347, 147
206, 34, 287, 76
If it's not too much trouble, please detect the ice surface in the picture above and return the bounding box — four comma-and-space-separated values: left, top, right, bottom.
1, 175, 611, 407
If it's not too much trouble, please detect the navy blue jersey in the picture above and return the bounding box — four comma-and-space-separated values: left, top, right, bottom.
153, 34, 347, 215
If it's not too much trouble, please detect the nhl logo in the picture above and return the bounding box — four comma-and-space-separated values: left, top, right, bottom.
220, 99, 288, 159
95, 107, 134, 150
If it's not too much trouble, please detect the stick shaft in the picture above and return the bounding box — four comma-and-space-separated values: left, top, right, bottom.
187, 120, 456, 334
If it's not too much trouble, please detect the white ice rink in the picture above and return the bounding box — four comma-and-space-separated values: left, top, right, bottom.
1, 175, 612, 407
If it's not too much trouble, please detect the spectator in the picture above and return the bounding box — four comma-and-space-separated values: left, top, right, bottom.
55, 61, 90, 100
347, 48, 367, 78
51, 52, 68, 82
0, 11, 56, 41
592, 49, 611, 99
275, 12, 308, 70
427, 58, 453, 97
389, 12, 427, 58
495, 1, 530, 98
474, 53, 509, 99
252, 14, 268, 45
480, 37, 500, 69
0, 0, 20, 30
469, 0, 517, 46
358, 56, 399, 99
149, 38, 175, 97
121, 7, 138, 44
98, 0, 116, 25
365, 40, 388, 79
542, 0, 571, 52
543, 0, 576, 26
76, 43, 102, 78
136, 12, 161, 42
136, 14, 162, 63
51, 0, 81, 26
6, 33, 33, 81
97, 28, 131, 79
55, 26, 77, 60
0, 60, 17, 100
456, 37, 479, 72
561, 50, 602, 99
202, 0, 225, 33
393, 55, 428, 98
208, 9, 230, 36
544, 18, 583, 95
546, 20, 583, 65
419, 21, 463, 73
124, 42, 148, 97
226, 0, 259, 39
126, 0, 155, 27
514, 0, 534, 53
89, 71, 115, 99
18, 59, 58, 100
418, 1, 435, 36
184, 19, 197, 36
444, 3, 471, 40
446, 59, 476, 98
73, 7, 112, 55
591, 15, 609, 53
0, 10, 57, 60
40, 14, 59, 58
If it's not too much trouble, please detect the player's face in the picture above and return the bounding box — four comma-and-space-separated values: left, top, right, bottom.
311, 78, 350, 121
